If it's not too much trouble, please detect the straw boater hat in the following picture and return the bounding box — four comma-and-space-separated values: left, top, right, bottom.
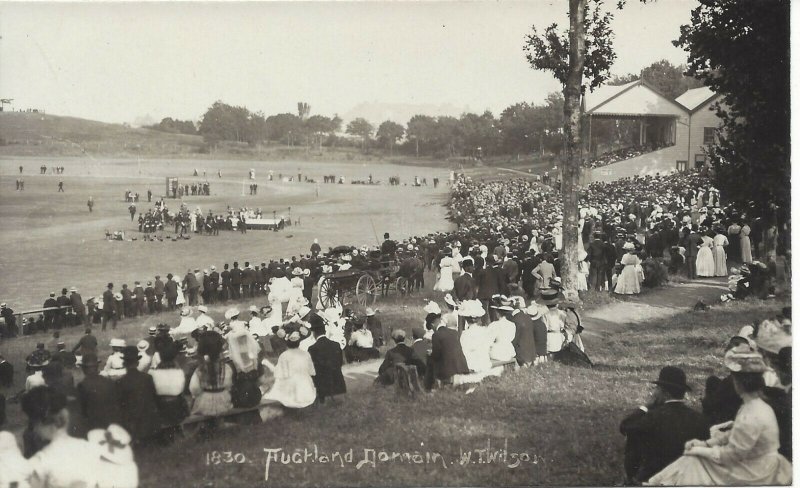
197, 305, 208, 314
525, 302, 545, 320
490, 295, 514, 312
224, 308, 240, 320
458, 299, 485, 318
292, 267, 303, 276
109, 338, 126, 348
136, 340, 149, 352
724, 343, 767, 373
114, 293, 123, 301
248, 305, 259, 313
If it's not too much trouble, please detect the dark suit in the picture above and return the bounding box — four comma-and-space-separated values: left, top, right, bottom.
101, 290, 116, 330
585, 239, 606, 291
453, 272, 477, 302
685, 232, 701, 279
430, 326, 469, 384
475, 265, 508, 323
117, 369, 162, 442
620, 401, 709, 484
308, 336, 347, 401
70, 293, 86, 326
77, 374, 121, 430
510, 310, 536, 365
412, 339, 431, 366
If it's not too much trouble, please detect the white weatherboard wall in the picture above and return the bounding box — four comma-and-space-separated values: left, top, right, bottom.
688, 99, 723, 165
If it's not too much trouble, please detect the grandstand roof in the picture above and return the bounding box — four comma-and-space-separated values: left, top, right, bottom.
584, 79, 687, 118
675, 86, 719, 112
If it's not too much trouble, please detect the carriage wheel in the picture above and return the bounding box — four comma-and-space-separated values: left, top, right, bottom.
319, 278, 339, 308
355, 274, 378, 307
396, 277, 409, 296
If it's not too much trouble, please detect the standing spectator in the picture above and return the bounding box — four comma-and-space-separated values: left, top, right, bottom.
154, 275, 165, 312
144, 281, 156, 314
55, 289, 71, 329
43, 292, 58, 331
164, 273, 178, 311
0, 354, 13, 388
183, 269, 200, 306
101, 283, 116, 331
364, 308, 385, 347
116, 346, 161, 445
307, 317, 346, 404
133, 281, 146, 316
0, 303, 18, 338
72, 328, 98, 357
76, 353, 120, 430
69, 287, 86, 327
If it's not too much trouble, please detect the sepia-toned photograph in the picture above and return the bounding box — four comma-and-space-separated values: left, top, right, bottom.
0, 1, 792, 486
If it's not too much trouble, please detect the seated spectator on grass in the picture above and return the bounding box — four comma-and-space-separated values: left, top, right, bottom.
77, 353, 120, 431
411, 327, 430, 367
428, 311, 469, 388
487, 297, 517, 362
0, 431, 33, 488
189, 331, 234, 416
376, 329, 426, 385
459, 300, 492, 373
228, 323, 263, 409
647, 345, 792, 485
262, 328, 317, 410
344, 322, 380, 363
308, 317, 346, 404
509, 297, 536, 367
619, 366, 709, 485
149, 343, 188, 442
25, 347, 50, 392
22, 386, 102, 483
87, 424, 139, 488
101, 338, 127, 379
702, 335, 751, 426
365, 308, 385, 347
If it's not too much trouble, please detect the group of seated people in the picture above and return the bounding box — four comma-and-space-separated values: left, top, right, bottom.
583, 143, 669, 169
375, 289, 588, 389
619, 311, 792, 485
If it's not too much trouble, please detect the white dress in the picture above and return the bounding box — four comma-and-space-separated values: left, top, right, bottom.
263, 348, 317, 408
614, 253, 641, 295
487, 317, 517, 362
696, 236, 716, 277
28, 432, 102, 488
713, 234, 729, 276
460, 324, 492, 373
740, 225, 753, 263
434, 256, 455, 292
647, 397, 792, 486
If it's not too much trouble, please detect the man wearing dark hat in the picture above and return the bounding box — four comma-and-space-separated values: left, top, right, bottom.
55, 288, 71, 329
77, 352, 120, 431
117, 346, 161, 444
585, 233, 607, 291
101, 283, 116, 331
43, 292, 58, 331
307, 316, 346, 404
380, 232, 397, 257
164, 274, 178, 311
153, 275, 165, 312
69, 287, 86, 326
376, 329, 426, 385
619, 366, 709, 485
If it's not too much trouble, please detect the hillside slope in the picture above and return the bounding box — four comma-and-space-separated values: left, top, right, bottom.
0, 111, 204, 157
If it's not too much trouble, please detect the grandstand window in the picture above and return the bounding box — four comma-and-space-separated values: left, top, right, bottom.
676, 160, 688, 172
703, 127, 715, 145
694, 154, 706, 168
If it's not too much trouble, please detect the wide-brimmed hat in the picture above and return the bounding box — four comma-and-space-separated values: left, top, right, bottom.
755, 319, 792, 354
490, 295, 514, 312
88, 424, 134, 466
622, 242, 635, 251
651, 366, 692, 392
197, 305, 208, 314
525, 303, 545, 320
26, 349, 51, 368
423, 301, 441, 315
69, 286, 78, 293
292, 267, 303, 276
224, 308, 240, 320
539, 288, 560, 306
297, 306, 311, 319
724, 343, 767, 373
365, 308, 376, 316
109, 338, 126, 348
136, 340, 149, 352
391, 329, 406, 341
114, 292, 123, 301
458, 299, 485, 318
248, 305, 259, 313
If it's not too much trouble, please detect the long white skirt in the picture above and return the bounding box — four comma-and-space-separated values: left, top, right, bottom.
696, 247, 716, 277
434, 265, 454, 292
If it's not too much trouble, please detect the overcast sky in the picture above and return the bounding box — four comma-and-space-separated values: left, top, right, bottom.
0, 1, 697, 125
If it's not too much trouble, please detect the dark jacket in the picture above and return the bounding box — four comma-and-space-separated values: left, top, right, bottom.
376, 343, 426, 385
70, 293, 86, 316
308, 336, 347, 398
154, 278, 165, 296
685, 232, 702, 257
117, 369, 162, 440
411, 339, 431, 365
620, 401, 710, 483
430, 326, 469, 381
77, 374, 121, 430
102, 290, 114, 312
510, 310, 536, 365
164, 280, 178, 298
453, 273, 477, 301
475, 265, 508, 300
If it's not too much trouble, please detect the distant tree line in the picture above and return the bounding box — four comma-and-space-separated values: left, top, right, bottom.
145, 117, 198, 135
160, 60, 699, 159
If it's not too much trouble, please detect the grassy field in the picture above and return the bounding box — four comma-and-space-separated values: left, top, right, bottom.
0, 156, 454, 310
122, 297, 786, 487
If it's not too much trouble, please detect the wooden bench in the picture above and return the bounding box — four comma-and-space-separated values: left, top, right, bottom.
395, 359, 519, 395
181, 399, 282, 432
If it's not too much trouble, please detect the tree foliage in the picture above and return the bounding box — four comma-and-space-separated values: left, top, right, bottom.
199, 101, 265, 147
147, 117, 197, 135
675, 0, 790, 218
610, 59, 703, 99
346, 117, 374, 151
376, 120, 405, 153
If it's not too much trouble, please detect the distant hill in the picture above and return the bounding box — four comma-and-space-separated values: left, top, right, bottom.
341, 101, 470, 125
0, 111, 204, 157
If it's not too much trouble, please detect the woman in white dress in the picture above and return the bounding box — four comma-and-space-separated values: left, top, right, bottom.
646, 344, 792, 486
173, 275, 186, 307
487, 303, 517, 362
459, 301, 492, 373
614, 243, 642, 295
262, 329, 317, 409
696, 232, 716, 277
740, 223, 753, 263
712, 229, 729, 276
434, 249, 455, 292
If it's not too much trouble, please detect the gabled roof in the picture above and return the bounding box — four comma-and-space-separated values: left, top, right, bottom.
584, 79, 688, 117
675, 86, 719, 113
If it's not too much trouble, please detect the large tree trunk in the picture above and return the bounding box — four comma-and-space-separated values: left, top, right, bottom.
560, 0, 586, 303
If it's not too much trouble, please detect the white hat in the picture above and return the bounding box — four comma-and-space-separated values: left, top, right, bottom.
224, 308, 240, 320
423, 301, 441, 315
458, 299, 485, 318
248, 305, 259, 313
292, 267, 303, 276
443, 294, 457, 308
755, 319, 792, 354
297, 306, 311, 318
180, 308, 191, 316
88, 424, 134, 466
136, 340, 149, 352
197, 305, 208, 313
365, 308, 376, 316
622, 242, 635, 251
110, 338, 125, 348
303, 269, 311, 276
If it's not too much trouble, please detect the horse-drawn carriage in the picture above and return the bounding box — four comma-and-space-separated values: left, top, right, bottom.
316, 246, 412, 308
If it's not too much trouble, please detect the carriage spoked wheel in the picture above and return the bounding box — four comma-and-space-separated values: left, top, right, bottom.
396, 277, 409, 296
355, 274, 378, 307
318, 278, 340, 308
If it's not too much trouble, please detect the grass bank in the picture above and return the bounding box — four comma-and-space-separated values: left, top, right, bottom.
131, 296, 787, 487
